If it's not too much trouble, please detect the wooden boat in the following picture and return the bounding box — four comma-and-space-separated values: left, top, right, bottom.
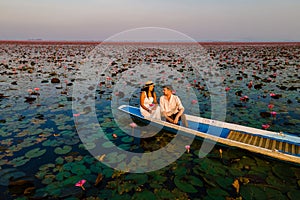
118, 105, 300, 164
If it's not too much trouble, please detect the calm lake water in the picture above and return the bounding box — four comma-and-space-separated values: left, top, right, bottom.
0, 42, 299, 200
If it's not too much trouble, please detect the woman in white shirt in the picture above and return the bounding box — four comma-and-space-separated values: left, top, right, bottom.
139, 81, 161, 120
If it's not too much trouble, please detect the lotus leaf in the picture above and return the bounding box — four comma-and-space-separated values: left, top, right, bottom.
55, 157, 65, 165
83, 156, 96, 164
39, 163, 55, 171
121, 136, 134, 143
154, 188, 175, 199
102, 141, 115, 148
0, 168, 26, 186
83, 142, 96, 150
125, 174, 148, 185
25, 148, 47, 158
240, 185, 267, 200
56, 171, 71, 181
42, 177, 54, 185
287, 190, 300, 200
174, 175, 197, 193
264, 188, 285, 200
272, 164, 295, 181
35, 171, 47, 179
106, 152, 126, 164
215, 177, 234, 190
45, 183, 61, 196
132, 191, 156, 200
10, 156, 30, 167
42, 139, 62, 147
103, 168, 114, 178
71, 164, 87, 175
64, 138, 80, 146
206, 188, 229, 198
61, 175, 83, 186
54, 146, 72, 154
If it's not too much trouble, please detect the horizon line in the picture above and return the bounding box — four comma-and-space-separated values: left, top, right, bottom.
0, 40, 300, 45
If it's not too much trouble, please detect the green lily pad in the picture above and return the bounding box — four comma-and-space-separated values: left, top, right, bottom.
207, 188, 229, 198
240, 185, 267, 200
174, 176, 197, 193
125, 174, 148, 185
102, 141, 115, 148
272, 164, 295, 181
25, 148, 47, 159
9, 156, 30, 167
287, 190, 300, 200
0, 168, 26, 186
54, 146, 72, 155
155, 188, 175, 199
71, 164, 87, 175
132, 191, 156, 200
42, 139, 63, 147
55, 157, 65, 165
121, 136, 134, 143
39, 163, 55, 171
56, 171, 71, 181
42, 177, 54, 185
215, 176, 233, 190
264, 187, 285, 200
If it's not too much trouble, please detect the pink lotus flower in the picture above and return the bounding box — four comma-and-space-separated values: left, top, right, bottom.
129, 122, 137, 128
149, 103, 154, 107
28, 89, 33, 94
73, 113, 80, 117
270, 93, 276, 97
225, 87, 230, 92
270, 111, 277, 117
268, 104, 274, 110
240, 96, 249, 102
185, 145, 190, 153
191, 100, 197, 104
75, 179, 86, 190
34, 87, 40, 91
262, 124, 270, 129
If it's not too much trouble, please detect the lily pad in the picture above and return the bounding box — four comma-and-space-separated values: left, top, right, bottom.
10, 156, 30, 167
55, 157, 65, 165
240, 185, 267, 200
54, 146, 72, 155
287, 190, 300, 200
25, 148, 47, 159
121, 136, 134, 143
0, 168, 26, 186
272, 164, 295, 181
206, 188, 229, 198
125, 174, 148, 185
132, 191, 156, 200
174, 176, 198, 193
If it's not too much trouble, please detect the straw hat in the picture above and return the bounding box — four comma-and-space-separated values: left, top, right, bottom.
145, 80, 154, 87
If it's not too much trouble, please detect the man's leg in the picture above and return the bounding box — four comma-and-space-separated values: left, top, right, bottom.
181, 114, 188, 128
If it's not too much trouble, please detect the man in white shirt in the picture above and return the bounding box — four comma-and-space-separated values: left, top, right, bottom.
160, 85, 188, 127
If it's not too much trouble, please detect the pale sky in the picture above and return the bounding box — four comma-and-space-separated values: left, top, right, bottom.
0, 0, 299, 41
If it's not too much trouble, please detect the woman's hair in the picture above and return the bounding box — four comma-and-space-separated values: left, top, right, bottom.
141, 85, 155, 98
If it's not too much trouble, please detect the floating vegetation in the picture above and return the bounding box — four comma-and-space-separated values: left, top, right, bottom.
0, 42, 299, 199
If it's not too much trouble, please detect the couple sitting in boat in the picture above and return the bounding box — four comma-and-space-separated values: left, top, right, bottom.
140, 81, 188, 127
